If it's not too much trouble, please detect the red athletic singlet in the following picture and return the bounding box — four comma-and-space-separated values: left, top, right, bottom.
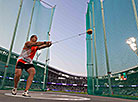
17, 46, 38, 64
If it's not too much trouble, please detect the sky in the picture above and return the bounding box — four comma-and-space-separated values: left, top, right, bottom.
34, 0, 88, 76
0, 0, 138, 76
45, 0, 88, 76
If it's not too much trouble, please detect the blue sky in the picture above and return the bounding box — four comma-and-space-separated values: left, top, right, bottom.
0, 0, 138, 76
44, 0, 88, 76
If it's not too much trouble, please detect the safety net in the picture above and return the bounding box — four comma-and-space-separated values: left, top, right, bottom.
86, 0, 138, 95
0, 0, 55, 90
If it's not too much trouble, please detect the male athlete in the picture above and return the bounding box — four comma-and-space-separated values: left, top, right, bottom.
11, 35, 52, 97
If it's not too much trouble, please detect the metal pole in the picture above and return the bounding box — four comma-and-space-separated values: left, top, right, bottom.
89, 9, 95, 94
40, 0, 53, 8
92, 2, 99, 91
91, 36, 95, 94
100, 0, 112, 95
42, 59, 48, 90
26, 0, 36, 41
132, 0, 138, 30
1, 0, 24, 88
43, 6, 55, 90
48, 6, 56, 33
17, 0, 36, 88
135, 49, 138, 56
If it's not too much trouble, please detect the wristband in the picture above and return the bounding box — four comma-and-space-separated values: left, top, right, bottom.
44, 41, 46, 44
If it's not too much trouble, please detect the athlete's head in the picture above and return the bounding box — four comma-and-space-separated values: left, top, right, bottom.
30, 35, 38, 42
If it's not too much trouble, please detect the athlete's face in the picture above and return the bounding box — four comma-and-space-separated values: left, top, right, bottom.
31, 36, 37, 42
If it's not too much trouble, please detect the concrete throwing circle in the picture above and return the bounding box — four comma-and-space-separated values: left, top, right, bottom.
5, 93, 91, 101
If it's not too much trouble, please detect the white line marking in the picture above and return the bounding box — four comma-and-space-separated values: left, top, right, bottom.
5, 93, 91, 101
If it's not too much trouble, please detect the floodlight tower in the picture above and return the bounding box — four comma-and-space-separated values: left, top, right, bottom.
126, 37, 138, 56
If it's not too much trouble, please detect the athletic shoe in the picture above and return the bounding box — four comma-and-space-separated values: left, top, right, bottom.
11, 88, 17, 95
22, 90, 31, 97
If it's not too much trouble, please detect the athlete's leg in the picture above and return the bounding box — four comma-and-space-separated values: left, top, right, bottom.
25, 67, 36, 91
14, 68, 22, 88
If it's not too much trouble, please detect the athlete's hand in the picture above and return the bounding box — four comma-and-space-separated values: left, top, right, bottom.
46, 41, 52, 47
37, 41, 52, 50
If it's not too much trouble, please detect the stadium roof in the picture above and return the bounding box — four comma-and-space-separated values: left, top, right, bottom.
111, 65, 138, 75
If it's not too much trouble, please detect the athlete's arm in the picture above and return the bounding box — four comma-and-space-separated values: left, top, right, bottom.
35, 42, 45, 46
37, 41, 52, 50
25, 41, 45, 48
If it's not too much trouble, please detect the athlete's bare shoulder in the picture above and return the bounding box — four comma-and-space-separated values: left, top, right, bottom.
24, 41, 32, 48
24, 41, 38, 48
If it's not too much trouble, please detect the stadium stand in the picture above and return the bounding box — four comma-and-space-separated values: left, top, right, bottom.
97, 65, 138, 95
0, 46, 87, 92
1, 46, 138, 95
